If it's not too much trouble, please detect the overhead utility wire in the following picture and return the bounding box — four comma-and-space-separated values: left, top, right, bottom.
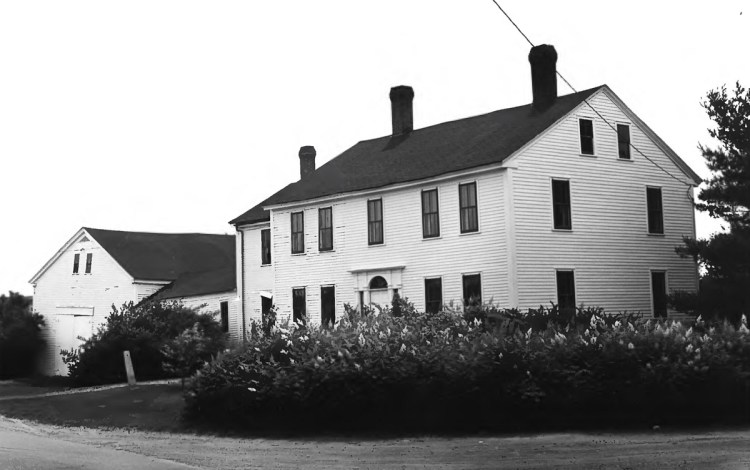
489, 0, 695, 189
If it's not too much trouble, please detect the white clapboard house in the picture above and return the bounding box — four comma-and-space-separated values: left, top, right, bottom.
29, 227, 237, 374
229, 45, 701, 338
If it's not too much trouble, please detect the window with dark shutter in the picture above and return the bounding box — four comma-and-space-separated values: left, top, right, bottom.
647, 187, 664, 234
617, 124, 631, 159
85, 253, 93, 274
424, 278, 442, 313
462, 274, 481, 307
421, 189, 440, 238
291, 212, 304, 254
261, 229, 271, 265
220, 301, 229, 333
556, 270, 576, 313
319, 207, 333, 251
579, 118, 594, 155
651, 271, 667, 318
292, 288, 306, 324
459, 182, 478, 233
367, 199, 383, 245
552, 179, 572, 230
73, 253, 80, 274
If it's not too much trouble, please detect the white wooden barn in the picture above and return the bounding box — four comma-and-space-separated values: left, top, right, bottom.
229, 44, 701, 338
29, 227, 237, 375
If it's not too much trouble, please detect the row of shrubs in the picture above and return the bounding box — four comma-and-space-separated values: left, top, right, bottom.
63, 301, 226, 386
184, 300, 750, 433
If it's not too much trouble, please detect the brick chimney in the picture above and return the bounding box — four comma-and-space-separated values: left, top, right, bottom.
528, 44, 558, 111
389, 85, 414, 135
298, 145, 316, 180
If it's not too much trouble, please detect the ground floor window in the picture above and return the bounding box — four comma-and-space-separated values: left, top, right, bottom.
556, 270, 576, 313
220, 301, 229, 333
425, 278, 442, 313
321, 285, 335, 328
292, 288, 306, 324
261, 295, 274, 326
651, 271, 667, 318
462, 274, 481, 307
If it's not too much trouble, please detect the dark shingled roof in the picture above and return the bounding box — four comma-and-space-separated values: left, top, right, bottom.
230, 86, 604, 226
150, 266, 236, 301
84, 229, 235, 293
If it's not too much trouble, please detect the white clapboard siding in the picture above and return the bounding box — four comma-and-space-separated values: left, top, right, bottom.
238, 224, 274, 333
270, 171, 509, 324
167, 291, 240, 344
510, 89, 698, 316
33, 235, 135, 375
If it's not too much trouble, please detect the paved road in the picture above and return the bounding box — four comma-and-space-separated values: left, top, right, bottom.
0, 418, 196, 470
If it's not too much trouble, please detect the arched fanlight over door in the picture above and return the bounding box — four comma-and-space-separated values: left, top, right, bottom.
369, 276, 388, 289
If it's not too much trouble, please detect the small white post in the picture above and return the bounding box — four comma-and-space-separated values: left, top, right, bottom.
123, 350, 136, 386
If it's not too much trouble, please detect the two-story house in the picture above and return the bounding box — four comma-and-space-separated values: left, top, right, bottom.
230, 45, 701, 337
30, 227, 238, 374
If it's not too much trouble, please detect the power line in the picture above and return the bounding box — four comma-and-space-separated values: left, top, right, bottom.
488, 0, 695, 188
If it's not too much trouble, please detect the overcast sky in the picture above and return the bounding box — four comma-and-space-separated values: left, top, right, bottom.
2, 1, 748, 296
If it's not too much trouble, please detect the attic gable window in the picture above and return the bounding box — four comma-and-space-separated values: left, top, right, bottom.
319, 207, 333, 251
72, 253, 80, 274
459, 182, 478, 233
421, 189, 440, 238
552, 179, 572, 230
368, 199, 383, 245
291, 211, 305, 254
579, 118, 594, 155
617, 124, 631, 159
647, 187, 664, 234
261, 229, 271, 265
85, 253, 93, 274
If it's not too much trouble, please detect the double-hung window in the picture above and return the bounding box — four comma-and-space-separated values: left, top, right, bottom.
318, 207, 333, 251
552, 179, 572, 230
556, 270, 576, 313
651, 271, 667, 318
261, 229, 271, 265
424, 278, 442, 313
73, 253, 80, 274
85, 253, 93, 274
646, 187, 664, 234
462, 274, 481, 307
579, 118, 594, 155
220, 301, 229, 333
617, 124, 631, 159
292, 288, 306, 324
459, 182, 478, 233
291, 211, 305, 254
421, 189, 440, 238
368, 199, 383, 245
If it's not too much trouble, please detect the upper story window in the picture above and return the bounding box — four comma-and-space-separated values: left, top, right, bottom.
291, 211, 305, 254
617, 124, 631, 159
367, 199, 383, 245
556, 270, 576, 313
579, 118, 594, 155
459, 182, 478, 233
73, 253, 80, 274
421, 189, 440, 238
646, 187, 664, 234
552, 179, 572, 230
260, 229, 272, 265
318, 207, 333, 251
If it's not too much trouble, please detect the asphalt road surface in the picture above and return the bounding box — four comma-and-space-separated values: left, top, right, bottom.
2, 416, 750, 469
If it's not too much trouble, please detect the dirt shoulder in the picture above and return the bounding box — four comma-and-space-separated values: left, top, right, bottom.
3, 415, 749, 469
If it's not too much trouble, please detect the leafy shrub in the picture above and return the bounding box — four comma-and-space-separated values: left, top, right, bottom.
185, 304, 750, 433
0, 292, 46, 378
63, 300, 225, 386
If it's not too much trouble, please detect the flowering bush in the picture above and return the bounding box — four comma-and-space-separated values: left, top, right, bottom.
184, 305, 750, 432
